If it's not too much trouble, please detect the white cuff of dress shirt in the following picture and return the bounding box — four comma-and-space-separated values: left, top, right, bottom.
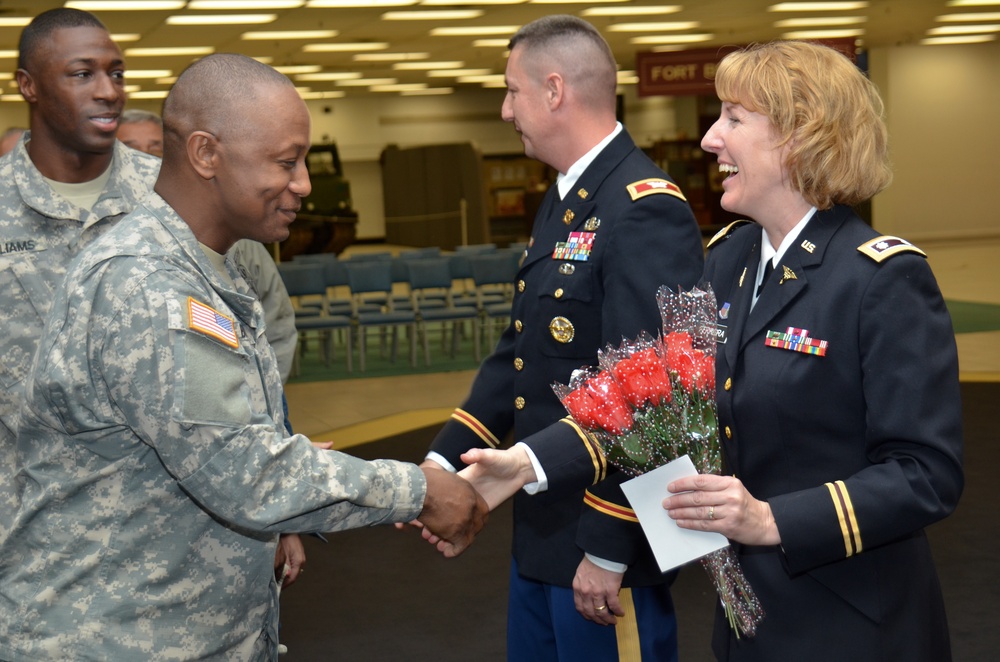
585, 553, 628, 574
516, 441, 548, 494
424, 451, 457, 473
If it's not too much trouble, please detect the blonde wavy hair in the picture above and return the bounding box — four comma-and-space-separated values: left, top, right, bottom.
714, 41, 892, 209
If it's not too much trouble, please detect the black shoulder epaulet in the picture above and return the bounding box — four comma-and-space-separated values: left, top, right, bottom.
857, 235, 926, 263
706, 220, 752, 249
626, 178, 686, 202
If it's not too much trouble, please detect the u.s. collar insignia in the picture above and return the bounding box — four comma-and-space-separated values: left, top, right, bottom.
549, 316, 575, 343
583, 216, 601, 231
578, 188, 588, 200
562, 209, 575, 225
779, 265, 797, 285
800, 239, 816, 253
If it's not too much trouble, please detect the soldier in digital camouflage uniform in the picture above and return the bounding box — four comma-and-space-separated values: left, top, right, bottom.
0, 53, 487, 661
0, 8, 160, 542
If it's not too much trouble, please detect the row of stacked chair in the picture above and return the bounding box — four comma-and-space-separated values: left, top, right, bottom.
277, 243, 524, 374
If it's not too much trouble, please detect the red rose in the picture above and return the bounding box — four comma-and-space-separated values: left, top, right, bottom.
613, 347, 671, 408
585, 371, 633, 435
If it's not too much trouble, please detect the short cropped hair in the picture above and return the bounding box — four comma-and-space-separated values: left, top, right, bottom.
121, 109, 163, 127
508, 15, 618, 112
714, 41, 892, 208
18, 8, 107, 72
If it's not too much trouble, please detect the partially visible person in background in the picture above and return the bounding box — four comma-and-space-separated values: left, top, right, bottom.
117, 107, 163, 157
0, 8, 159, 542
662, 40, 964, 661
0, 127, 25, 156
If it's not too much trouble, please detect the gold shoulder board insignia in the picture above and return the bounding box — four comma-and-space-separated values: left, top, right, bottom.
857, 235, 927, 263
626, 178, 686, 202
706, 219, 753, 249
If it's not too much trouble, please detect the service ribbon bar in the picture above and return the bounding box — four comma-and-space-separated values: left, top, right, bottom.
764, 326, 828, 357
552, 231, 596, 261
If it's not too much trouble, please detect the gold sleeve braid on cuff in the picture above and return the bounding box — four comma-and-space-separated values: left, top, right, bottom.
450, 408, 501, 448
560, 417, 607, 484
583, 490, 639, 523
825, 480, 862, 557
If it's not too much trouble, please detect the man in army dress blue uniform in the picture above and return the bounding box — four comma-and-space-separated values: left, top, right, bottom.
422, 15, 704, 661
0, 54, 487, 661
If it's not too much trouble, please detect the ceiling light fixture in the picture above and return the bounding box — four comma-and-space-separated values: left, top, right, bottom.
242, 30, 338, 39
112, 33, 143, 42
125, 47, 216, 56
371, 83, 429, 92
431, 26, 519, 36
607, 22, 700, 32
273, 65, 323, 74
354, 52, 429, 61
781, 28, 865, 38
426, 68, 493, 77
188, 1, 305, 8
774, 16, 867, 27
472, 39, 511, 47
306, 0, 416, 7
125, 70, 174, 78
295, 72, 364, 80
921, 34, 997, 43
582, 5, 681, 16
0, 18, 31, 27
393, 61, 465, 70
946, 0, 1000, 6
336, 77, 398, 86
299, 90, 346, 99
65, 1, 186, 9
768, 2, 869, 10
937, 12, 1000, 20
304, 42, 391, 52
927, 24, 1000, 34
166, 14, 277, 25
383, 10, 485, 20
630, 34, 716, 45
129, 90, 170, 99
401, 88, 455, 95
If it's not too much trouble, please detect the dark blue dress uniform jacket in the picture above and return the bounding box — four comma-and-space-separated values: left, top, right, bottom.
705, 205, 963, 661
429, 129, 704, 587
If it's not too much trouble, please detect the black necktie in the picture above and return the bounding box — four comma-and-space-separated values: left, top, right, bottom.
756, 259, 774, 298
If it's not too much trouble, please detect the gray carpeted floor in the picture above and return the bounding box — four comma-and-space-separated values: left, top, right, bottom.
278, 382, 998, 661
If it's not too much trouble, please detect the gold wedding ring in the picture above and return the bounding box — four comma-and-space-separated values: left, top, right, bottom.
708, 506, 715, 520
595, 605, 607, 612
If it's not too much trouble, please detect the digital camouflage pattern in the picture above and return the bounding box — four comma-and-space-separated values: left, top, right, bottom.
0, 193, 426, 661
0, 133, 160, 541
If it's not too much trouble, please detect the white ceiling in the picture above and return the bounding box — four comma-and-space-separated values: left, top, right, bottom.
0, 1, 991, 99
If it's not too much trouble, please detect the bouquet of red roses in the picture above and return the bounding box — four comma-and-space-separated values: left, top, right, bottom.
552, 283, 764, 637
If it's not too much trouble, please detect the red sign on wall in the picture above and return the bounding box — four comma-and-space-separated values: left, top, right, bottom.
636, 39, 857, 97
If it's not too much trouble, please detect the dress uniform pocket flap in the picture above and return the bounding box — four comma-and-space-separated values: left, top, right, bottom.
538, 263, 594, 303
807, 554, 881, 624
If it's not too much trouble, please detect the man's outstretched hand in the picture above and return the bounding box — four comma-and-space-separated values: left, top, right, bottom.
417, 465, 489, 557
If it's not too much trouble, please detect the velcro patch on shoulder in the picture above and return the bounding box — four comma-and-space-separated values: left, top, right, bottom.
706, 219, 752, 249
857, 235, 927, 263
188, 297, 239, 348
626, 178, 686, 202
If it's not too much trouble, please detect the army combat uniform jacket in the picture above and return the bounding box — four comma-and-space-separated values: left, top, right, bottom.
0, 135, 160, 539
705, 206, 963, 661
0, 194, 426, 661
430, 130, 704, 586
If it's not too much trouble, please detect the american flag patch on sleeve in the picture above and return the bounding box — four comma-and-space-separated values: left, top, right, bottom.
188, 297, 239, 348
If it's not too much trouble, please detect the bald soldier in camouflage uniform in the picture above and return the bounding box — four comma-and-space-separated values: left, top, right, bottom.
0, 54, 486, 660
0, 9, 159, 541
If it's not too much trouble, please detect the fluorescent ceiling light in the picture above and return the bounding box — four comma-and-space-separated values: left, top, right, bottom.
927, 24, 1000, 34
531, 0, 628, 4
295, 71, 364, 80
112, 33, 143, 42
582, 5, 681, 16
336, 78, 398, 86
304, 42, 390, 52
768, 2, 869, 10
129, 90, 170, 99
774, 16, 866, 27
273, 65, 323, 74
166, 14, 277, 25
242, 30, 338, 39
456, 73, 505, 84
607, 22, 700, 32
66, 1, 186, 9
938, 12, 1000, 20
126, 47, 216, 56
354, 52, 429, 61
431, 26, 519, 36
0, 18, 31, 27
307, 0, 416, 6
921, 34, 997, 43
125, 69, 173, 78
472, 38, 510, 47
253, 56, 274, 63
946, 0, 1000, 6
383, 10, 484, 20
0, 51, 17, 59
401, 88, 455, 96
1, 95, 25, 102
426, 68, 492, 77
299, 90, 346, 99
631, 34, 715, 45
124, 85, 142, 93
393, 61, 464, 70
0, 73, 13, 80
422, 0, 520, 4
781, 28, 865, 38
188, 1, 305, 8
371, 83, 429, 92
156, 77, 178, 84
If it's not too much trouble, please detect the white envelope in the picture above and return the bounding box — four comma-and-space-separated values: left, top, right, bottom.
621, 455, 730, 574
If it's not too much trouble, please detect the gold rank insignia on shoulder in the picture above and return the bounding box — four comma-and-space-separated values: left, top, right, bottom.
857, 235, 927, 263
707, 219, 753, 249
563, 209, 575, 225
626, 178, 686, 202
